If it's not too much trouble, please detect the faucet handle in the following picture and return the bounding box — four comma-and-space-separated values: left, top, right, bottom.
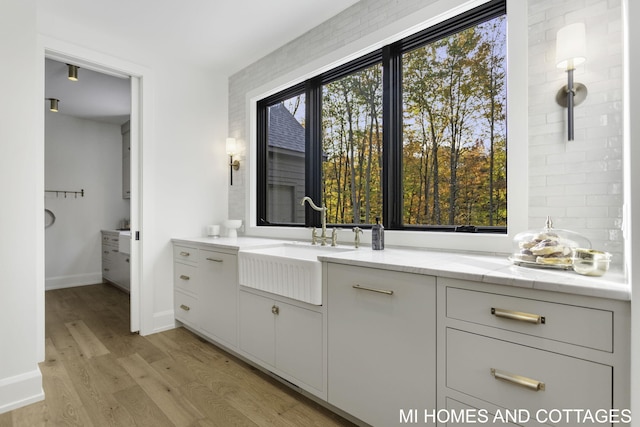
331, 228, 339, 247
353, 227, 363, 248
310, 227, 318, 245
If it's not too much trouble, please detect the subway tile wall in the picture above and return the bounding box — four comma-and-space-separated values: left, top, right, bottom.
228, 0, 624, 264
528, 0, 623, 263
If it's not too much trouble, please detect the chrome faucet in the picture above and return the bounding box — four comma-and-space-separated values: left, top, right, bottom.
301, 196, 328, 246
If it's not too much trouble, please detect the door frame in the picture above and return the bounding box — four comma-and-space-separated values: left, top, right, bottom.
37, 36, 155, 360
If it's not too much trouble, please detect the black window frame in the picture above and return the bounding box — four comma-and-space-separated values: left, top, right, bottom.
257, 0, 507, 233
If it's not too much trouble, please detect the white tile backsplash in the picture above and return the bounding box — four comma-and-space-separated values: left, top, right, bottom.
228, 0, 624, 266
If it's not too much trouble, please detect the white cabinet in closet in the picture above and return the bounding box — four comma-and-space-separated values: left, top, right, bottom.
121, 120, 130, 199
101, 230, 130, 292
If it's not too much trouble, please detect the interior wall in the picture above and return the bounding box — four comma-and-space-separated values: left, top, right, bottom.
527, 0, 624, 263
44, 113, 129, 290
228, 0, 625, 265
0, 0, 44, 413
623, 0, 639, 418
36, 10, 230, 334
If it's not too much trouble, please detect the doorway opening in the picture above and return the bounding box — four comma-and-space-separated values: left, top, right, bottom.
42, 51, 142, 338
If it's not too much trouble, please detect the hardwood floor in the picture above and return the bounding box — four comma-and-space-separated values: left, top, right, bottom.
0, 284, 355, 427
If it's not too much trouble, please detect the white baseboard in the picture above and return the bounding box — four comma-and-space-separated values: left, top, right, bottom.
0, 369, 44, 415
45, 273, 103, 290
152, 309, 177, 335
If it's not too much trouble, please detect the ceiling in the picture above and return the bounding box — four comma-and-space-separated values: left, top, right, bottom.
45, 59, 132, 125
41, 0, 359, 125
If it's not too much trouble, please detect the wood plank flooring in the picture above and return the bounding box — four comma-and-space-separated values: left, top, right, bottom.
0, 284, 355, 427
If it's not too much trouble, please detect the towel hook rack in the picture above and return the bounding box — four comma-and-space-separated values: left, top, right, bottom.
45, 189, 85, 198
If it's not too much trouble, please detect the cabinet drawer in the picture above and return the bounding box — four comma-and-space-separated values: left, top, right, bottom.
445, 398, 524, 426
446, 287, 612, 352
174, 262, 198, 294
102, 233, 119, 246
446, 328, 611, 423
102, 259, 115, 280
175, 291, 198, 326
173, 245, 197, 263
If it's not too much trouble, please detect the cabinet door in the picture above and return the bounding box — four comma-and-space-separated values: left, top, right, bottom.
328, 263, 436, 427
199, 250, 238, 347
276, 302, 323, 392
122, 126, 130, 199
239, 290, 275, 366
122, 154, 130, 199
112, 252, 130, 291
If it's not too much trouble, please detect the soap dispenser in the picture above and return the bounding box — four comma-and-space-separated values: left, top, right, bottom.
372, 217, 384, 250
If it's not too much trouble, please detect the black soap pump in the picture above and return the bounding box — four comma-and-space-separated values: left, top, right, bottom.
372, 217, 384, 250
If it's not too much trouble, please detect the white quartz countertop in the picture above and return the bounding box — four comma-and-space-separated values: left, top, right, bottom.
171, 236, 291, 251
317, 247, 630, 301
171, 236, 630, 301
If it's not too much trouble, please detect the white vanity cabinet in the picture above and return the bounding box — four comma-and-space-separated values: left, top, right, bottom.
437, 278, 630, 427
239, 288, 326, 399
173, 243, 239, 349
327, 263, 437, 427
173, 244, 200, 328
238, 288, 324, 398
198, 249, 238, 347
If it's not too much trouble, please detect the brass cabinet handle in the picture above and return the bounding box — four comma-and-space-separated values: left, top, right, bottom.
272, 305, 279, 315
206, 257, 223, 263
180, 304, 190, 311
490, 368, 545, 391
180, 251, 190, 257
179, 274, 190, 280
352, 284, 394, 296
491, 307, 545, 324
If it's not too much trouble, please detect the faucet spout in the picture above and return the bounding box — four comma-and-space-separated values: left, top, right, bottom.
300, 196, 322, 211
301, 196, 328, 245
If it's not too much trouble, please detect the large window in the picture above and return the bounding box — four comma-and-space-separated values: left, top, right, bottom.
257, 0, 506, 232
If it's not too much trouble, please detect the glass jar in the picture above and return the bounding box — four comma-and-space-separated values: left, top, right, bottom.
510, 217, 591, 268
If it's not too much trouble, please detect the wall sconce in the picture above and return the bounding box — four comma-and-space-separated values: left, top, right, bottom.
47, 98, 59, 112
67, 64, 79, 81
555, 23, 588, 141
226, 137, 240, 185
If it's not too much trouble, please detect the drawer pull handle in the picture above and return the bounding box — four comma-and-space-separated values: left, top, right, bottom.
272, 305, 279, 315
352, 284, 394, 296
206, 257, 223, 263
179, 274, 190, 280
490, 368, 545, 391
491, 307, 545, 324
180, 304, 190, 311
180, 251, 190, 257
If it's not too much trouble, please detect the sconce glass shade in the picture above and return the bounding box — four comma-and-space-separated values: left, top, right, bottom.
226, 137, 237, 155
67, 64, 79, 81
556, 23, 586, 70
